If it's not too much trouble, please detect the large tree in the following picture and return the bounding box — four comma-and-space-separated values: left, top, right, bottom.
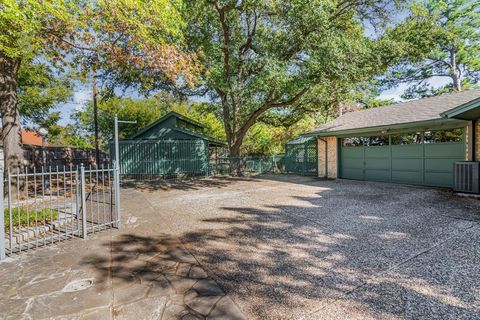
383, 0, 480, 98
179, 0, 400, 174
0, 0, 74, 171
0, 0, 198, 171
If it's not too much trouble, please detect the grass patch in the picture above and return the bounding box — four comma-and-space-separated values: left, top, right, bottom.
4, 208, 58, 230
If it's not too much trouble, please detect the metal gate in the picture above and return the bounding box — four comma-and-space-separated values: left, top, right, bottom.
285, 137, 318, 176
0, 164, 121, 259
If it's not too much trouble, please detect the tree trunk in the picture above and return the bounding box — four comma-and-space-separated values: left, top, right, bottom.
93, 71, 100, 168
0, 52, 24, 172
452, 73, 462, 92
450, 47, 462, 92
228, 144, 242, 176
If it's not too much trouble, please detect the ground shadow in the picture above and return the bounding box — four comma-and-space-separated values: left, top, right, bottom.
176, 184, 480, 319
84, 177, 480, 319
121, 176, 257, 192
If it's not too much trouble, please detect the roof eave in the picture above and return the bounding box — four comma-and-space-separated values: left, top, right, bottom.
304, 118, 468, 138
440, 97, 480, 120
172, 128, 227, 146
128, 111, 207, 140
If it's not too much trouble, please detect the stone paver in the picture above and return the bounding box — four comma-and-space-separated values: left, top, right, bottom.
0, 186, 246, 320
1, 175, 480, 319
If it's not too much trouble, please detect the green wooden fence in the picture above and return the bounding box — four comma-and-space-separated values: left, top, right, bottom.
111, 140, 209, 178
111, 139, 318, 179
209, 155, 285, 175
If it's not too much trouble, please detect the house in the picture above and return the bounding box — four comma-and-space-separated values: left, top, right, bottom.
128, 111, 225, 147
307, 89, 480, 188
21, 130, 49, 147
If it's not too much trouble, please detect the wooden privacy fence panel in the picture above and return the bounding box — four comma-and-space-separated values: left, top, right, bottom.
112, 140, 209, 179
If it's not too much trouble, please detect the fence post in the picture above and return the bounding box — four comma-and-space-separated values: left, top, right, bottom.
0, 166, 5, 260
114, 160, 121, 228
80, 164, 88, 239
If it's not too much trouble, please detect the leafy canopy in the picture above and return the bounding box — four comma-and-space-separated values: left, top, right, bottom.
0, 0, 200, 91
180, 0, 401, 157
381, 0, 480, 98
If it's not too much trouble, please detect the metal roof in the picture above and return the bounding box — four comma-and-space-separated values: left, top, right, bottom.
309, 89, 480, 136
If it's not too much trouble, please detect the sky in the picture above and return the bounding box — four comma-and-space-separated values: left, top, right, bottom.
58, 76, 452, 126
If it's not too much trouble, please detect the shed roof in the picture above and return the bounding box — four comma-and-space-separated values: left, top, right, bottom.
127, 111, 226, 146
309, 89, 480, 136
129, 111, 205, 139
286, 135, 316, 145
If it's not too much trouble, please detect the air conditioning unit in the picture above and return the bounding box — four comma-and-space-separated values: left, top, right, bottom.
454, 162, 480, 194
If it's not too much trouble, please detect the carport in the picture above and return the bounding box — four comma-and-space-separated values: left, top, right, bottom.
307, 90, 480, 188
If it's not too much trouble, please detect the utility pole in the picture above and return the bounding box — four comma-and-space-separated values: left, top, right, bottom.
93, 69, 100, 168
113, 115, 136, 228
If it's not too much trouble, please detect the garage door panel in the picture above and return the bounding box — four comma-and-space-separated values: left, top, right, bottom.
342, 147, 364, 158
365, 158, 390, 170
391, 145, 423, 157
391, 158, 423, 171
342, 158, 363, 169
339, 129, 465, 187
425, 158, 463, 172
424, 143, 464, 158
392, 171, 423, 184
342, 168, 364, 180
365, 170, 390, 182
364, 146, 389, 158
425, 172, 453, 187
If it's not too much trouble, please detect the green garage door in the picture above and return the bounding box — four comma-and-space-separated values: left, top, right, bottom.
340, 128, 465, 187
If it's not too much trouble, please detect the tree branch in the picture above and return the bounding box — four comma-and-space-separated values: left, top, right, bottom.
234, 88, 308, 146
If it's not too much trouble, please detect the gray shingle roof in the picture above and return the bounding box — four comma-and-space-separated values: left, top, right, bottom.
310, 89, 480, 135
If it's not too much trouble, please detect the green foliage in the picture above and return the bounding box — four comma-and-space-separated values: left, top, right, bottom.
180, 0, 400, 159
47, 125, 93, 148
17, 60, 72, 130
72, 0, 200, 93
73, 95, 226, 146
0, 0, 197, 81
0, 0, 75, 59
4, 207, 58, 229
382, 0, 480, 97
242, 116, 317, 155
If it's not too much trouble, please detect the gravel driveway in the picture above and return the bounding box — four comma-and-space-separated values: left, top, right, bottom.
137, 175, 480, 319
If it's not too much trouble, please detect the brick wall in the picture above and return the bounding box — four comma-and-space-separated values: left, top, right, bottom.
317, 137, 338, 178
22, 145, 109, 169
317, 138, 326, 177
